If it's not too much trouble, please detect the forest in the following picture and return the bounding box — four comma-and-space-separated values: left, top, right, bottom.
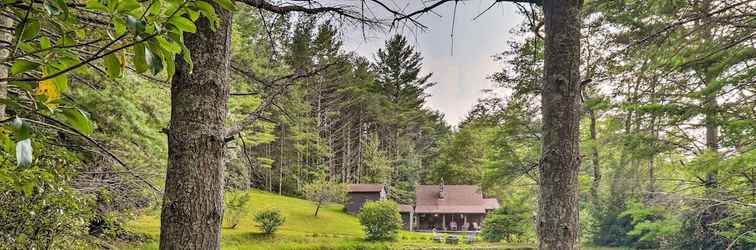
0, 0, 754, 249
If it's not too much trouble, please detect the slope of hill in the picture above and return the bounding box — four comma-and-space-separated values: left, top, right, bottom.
124, 189, 532, 249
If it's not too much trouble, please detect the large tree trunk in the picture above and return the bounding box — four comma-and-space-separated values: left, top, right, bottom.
159, 3, 232, 249
537, 1, 582, 249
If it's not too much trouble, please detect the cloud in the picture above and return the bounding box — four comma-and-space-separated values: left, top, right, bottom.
342, 2, 523, 126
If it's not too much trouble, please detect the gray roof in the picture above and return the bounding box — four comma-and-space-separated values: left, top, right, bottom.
348, 184, 384, 193
413, 185, 498, 214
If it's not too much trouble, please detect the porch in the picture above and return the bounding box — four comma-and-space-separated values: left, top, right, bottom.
403, 212, 484, 231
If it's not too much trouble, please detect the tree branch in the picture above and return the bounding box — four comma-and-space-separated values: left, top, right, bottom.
224, 63, 338, 141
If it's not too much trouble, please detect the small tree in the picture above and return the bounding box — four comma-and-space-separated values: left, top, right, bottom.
358, 200, 403, 241
303, 176, 347, 216
480, 205, 530, 242
254, 208, 286, 234
224, 192, 251, 229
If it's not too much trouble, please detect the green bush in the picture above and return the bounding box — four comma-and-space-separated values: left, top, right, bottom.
0, 145, 94, 249
480, 205, 530, 242
254, 208, 285, 234
358, 200, 403, 241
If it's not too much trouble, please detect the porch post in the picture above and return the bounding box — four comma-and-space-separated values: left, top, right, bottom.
442, 214, 446, 230
417, 213, 420, 230
409, 211, 414, 231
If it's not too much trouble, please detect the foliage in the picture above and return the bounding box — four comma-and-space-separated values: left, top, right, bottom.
360, 134, 391, 183
302, 175, 347, 216
618, 200, 680, 249
358, 200, 403, 241
0, 141, 93, 248
225, 192, 251, 229
254, 208, 286, 235
1, 0, 226, 166
480, 203, 531, 243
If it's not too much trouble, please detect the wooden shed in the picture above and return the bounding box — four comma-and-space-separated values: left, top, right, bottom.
345, 184, 385, 214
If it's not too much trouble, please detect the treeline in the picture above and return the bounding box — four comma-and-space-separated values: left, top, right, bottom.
224, 11, 448, 204
428, 1, 755, 249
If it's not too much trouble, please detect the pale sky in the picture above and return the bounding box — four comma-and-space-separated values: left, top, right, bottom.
341, 2, 524, 126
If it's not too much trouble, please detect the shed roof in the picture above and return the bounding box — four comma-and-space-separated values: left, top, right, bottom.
399, 204, 414, 213
348, 184, 384, 193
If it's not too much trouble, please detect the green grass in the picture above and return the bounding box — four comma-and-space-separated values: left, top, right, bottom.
123, 189, 610, 249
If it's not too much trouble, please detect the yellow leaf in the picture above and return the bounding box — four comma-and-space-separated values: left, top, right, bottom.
36, 79, 60, 109
118, 49, 127, 70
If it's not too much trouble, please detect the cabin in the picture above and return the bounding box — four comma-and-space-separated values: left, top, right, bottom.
345, 184, 386, 214
399, 184, 499, 232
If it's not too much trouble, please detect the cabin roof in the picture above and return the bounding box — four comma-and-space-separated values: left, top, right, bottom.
413, 185, 497, 214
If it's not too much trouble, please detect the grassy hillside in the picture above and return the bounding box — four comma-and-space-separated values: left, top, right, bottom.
123, 189, 533, 249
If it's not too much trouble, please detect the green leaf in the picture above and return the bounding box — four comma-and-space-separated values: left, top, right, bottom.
186, 9, 200, 21
195, 1, 215, 14
61, 108, 94, 135
156, 35, 181, 54
145, 45, 163, 75
44, 0, 62, 16
54, 0, 69, 17
39, 37, 51, 50
215, 0, 235, 11
164, 52, 176, 79
85, 0, 108, 11
113, 17, 127, 36
168, 16, 197, 33
195, 1, 219, 30
21, 178, 34, 196
116, 0, 140, 13
147, 0, 162, 16
10, 60, 40, 76
103, 53, 122, 78
126, 15, 146, 33
16, 19, 40, 41
133, 43, 148, 73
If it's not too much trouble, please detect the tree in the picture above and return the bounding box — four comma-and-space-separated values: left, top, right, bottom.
537, 1, 583, 249
360, 134, 391, 183
224, 192, 251, 229
480, 205, 531, 243
371, 34, 442, 202
302, 175, 347, 216
159, 2, 233, 249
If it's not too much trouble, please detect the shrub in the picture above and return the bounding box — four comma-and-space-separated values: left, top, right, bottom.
480, 205, 530, 242
620, 200, 680, 249
358, 200, 403, 241
254, 208, 285, 234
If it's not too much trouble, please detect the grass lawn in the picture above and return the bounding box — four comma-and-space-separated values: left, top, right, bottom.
122, 189, 607, 250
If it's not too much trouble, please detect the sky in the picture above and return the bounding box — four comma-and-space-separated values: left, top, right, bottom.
341, 2, 525, 127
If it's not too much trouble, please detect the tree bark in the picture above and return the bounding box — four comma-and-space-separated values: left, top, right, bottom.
314, 201, 321, 216
0, 15, 11, 119
537, 1, 582, 249
588, 108, 600, 205
159, 3, 232, 249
